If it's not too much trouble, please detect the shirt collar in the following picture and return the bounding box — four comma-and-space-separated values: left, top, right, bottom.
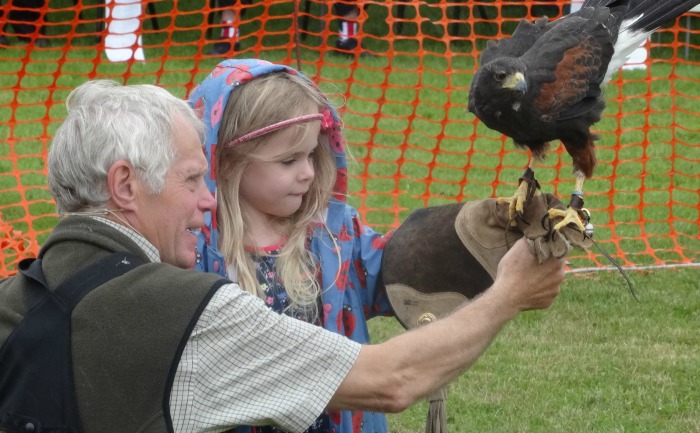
91, 216, 161, 263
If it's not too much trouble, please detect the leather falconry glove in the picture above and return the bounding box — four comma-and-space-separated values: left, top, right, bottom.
502, 192, 594, 265
380, 193, 592, 433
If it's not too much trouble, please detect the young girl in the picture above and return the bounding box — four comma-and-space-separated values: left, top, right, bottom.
189, 59, 393, 433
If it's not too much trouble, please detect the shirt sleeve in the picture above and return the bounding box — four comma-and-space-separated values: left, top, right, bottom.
170, 283, 362, 433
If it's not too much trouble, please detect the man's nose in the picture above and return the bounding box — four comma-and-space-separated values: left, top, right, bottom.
199, 183, 216, 212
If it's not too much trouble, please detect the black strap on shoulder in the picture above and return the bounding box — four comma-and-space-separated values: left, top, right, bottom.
0, 252, 145, 433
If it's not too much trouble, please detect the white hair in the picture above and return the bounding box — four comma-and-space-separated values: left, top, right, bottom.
48, 80, 204, 214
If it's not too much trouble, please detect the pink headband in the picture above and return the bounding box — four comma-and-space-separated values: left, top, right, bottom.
226, 108, 334, 148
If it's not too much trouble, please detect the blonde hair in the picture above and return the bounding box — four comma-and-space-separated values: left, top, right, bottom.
216, 73, 338, 318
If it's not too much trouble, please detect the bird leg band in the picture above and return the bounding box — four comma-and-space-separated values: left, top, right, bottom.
568, 193, 584, 210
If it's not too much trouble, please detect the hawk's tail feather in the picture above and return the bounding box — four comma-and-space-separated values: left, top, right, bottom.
580, 0, 700, 33
624, 0, 700, 33
600, 0, 700, 82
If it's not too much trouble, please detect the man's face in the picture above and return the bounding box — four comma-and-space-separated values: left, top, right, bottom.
135, 116, 215, 269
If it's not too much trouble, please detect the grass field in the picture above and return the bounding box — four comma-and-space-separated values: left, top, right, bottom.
372, 267, 700, 433
1, 4, 699, 431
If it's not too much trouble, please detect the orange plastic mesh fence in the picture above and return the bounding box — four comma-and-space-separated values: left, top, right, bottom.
1, 0, 699, 277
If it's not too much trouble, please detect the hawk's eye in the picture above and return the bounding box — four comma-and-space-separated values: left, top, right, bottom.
494, 72, 507, 82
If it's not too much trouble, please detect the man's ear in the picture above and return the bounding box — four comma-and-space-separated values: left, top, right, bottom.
107, 161, 139, 211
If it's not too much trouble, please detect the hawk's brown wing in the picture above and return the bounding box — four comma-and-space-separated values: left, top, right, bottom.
522, 16, 614, 120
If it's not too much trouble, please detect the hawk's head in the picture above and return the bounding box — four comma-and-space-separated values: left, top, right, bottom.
468, 58, 528, 125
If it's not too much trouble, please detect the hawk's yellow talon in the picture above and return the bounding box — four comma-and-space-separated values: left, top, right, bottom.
498, 182, 541, 226
549, 207, 586, 232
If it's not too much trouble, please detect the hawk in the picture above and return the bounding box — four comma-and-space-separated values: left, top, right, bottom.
468, 0, 700, 232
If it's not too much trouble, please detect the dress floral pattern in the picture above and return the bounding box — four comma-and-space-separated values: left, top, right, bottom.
245, 247, 330, 433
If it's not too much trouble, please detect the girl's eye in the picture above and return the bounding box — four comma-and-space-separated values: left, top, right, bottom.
281, 158, 296, 165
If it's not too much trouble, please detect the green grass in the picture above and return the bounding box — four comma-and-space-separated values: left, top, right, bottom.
370, 267, 700, 433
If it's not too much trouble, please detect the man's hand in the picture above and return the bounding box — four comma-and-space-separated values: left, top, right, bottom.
516, 192, 593, 263
491, 238, 566, 312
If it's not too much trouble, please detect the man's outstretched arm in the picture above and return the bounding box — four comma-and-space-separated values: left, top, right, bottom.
329, 238, 565, 413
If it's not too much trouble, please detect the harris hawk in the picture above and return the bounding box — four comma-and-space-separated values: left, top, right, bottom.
467, 0, 700, 233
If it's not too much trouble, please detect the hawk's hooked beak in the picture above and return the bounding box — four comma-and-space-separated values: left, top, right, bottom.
502, 72, 527, 93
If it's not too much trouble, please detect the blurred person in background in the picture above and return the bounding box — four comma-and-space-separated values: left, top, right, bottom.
0, 0, 47, 46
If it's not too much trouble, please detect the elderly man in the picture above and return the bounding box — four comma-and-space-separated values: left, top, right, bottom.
0, 80, 565, 433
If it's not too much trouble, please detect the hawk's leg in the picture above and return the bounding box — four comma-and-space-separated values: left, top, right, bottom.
548, 174, 591, 234
497, 165, 541, 225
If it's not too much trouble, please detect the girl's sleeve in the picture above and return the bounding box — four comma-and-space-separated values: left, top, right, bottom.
348, 206, 395, 318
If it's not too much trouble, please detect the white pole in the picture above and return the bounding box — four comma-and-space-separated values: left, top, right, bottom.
104, 0, 146, 62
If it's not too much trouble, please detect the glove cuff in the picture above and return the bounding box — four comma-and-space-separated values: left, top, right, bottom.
381, 202, 496, 329
455, 199, 522, 279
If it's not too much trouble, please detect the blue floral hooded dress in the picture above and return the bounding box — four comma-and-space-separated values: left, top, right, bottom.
188, 59, 394, 433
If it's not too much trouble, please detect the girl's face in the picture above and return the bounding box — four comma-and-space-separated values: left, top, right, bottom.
239, 119, 322, 222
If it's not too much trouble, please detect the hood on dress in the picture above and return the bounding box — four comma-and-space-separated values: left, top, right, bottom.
188, 59, 348, 276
